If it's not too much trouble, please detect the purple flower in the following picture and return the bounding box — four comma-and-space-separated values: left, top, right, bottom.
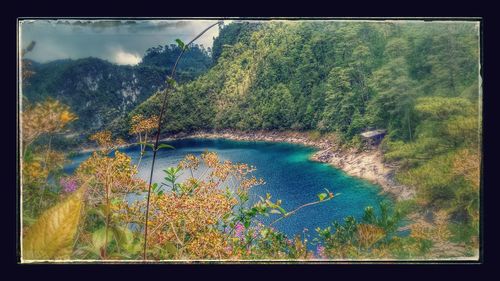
316, 245, 327, 259
234, 223, 245, 239
60, 177, 78, 193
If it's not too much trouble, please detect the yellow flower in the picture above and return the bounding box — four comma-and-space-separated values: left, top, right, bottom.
60, 111, 72, 123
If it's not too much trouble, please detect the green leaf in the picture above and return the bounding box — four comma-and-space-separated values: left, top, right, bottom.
137, 142, 155, 150
277, 206, 287, 215
125, 240, 142, 255
23, 186, 86, 260
87, 206, 105, 219
318, 193, 328, 201
175, 39, 185, 50
92, 227, 107, 250
112, 226, 132, 248
111, 198, 121, 205
157, 144, 175, 150
164, 241, 177, 256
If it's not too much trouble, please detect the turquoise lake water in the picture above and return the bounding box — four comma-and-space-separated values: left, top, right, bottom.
64, 138, 390, 241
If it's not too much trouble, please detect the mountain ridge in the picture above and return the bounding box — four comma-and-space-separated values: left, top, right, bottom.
22, 44, 213, 140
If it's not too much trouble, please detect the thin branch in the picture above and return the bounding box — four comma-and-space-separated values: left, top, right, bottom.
169, 221, 184, 246
269, 194, 338, 226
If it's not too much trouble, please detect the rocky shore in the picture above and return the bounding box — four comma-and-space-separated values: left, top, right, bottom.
161, 130, 415, 201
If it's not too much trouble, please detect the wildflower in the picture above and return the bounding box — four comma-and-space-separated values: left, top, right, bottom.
179, 154, 200, 170
60, 110, 76, 123
234, 222, 245, 239
201, 151, 219, 168
251, 223, 263, 238
89, 131, 113, 150
239, 176, 265, 190
22, 99, 77, 149
129, 114, 159, 135
316, 245, 327, 259
60, 177, 78, 193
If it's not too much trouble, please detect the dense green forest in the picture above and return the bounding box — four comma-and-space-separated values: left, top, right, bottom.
139, 43, 213, 79
134, 21, 479, 139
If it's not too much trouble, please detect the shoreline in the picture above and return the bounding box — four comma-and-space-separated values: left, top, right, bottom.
161, 130, 415, 201
77, 129, 415, 201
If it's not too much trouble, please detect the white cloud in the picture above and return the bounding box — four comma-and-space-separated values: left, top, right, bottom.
113, 50, 142, 65
20, 20, 222, 63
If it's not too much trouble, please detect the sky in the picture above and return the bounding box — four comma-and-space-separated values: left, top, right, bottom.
19, 19, 223, 65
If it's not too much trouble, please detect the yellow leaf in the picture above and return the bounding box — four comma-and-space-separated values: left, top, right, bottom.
22, 186, 86, 260
92, 227, 107, 250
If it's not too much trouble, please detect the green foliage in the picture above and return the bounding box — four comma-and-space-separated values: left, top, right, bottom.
317, 193, 327, 202
162, 167, 183, 194
448, 222, 478, 245
397, 153, 458, 206
175, 39, 186, 50
362, 201, 402, 238
212, 22, 262, 62
157, 143, 175, 151
166, 76, 177, 87
135, 142, 174, 152
314, 201, 431, 259
140, 44, 211, 79
23, 44, 212, 140
151, 183, 164, 196
133, 21, 478, 145
394, 199, 418, 217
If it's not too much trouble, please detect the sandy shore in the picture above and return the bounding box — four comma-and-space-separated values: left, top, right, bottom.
161, 130, 415, 201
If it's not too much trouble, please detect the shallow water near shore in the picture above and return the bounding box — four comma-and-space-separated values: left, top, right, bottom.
64, 138, 391, 242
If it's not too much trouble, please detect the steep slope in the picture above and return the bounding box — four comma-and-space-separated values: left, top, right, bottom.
22, 44, 213, 136
132, 21, 479, 140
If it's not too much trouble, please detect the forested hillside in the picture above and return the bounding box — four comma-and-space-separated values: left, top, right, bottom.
134, 21, 478, 140
132, 21, 481, 241
22, 44, 212, 137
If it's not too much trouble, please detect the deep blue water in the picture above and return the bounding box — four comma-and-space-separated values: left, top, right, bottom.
64, 138, 390, 241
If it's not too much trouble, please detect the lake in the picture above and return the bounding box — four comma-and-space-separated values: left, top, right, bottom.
64, 138, 390, 241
